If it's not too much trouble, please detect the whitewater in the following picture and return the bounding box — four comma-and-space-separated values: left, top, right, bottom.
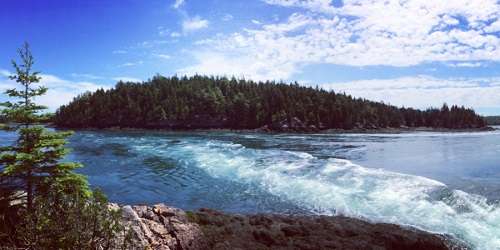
146, 139, 500, 249
2, 129, 500, 249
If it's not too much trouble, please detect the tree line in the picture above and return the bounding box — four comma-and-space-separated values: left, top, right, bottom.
54, 75, 486, 130
485, 116, 500, 125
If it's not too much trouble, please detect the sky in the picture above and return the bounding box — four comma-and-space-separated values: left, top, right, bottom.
1, 0, 500, 115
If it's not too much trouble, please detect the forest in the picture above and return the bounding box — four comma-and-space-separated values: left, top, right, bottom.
485, 116, 500, 125
54, 75, 486, 130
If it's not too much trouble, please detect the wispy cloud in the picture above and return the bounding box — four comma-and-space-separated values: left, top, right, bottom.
251, 19, 262, 25
112, 76, 142, 82
117, 61, 144, 67
182, 16, 209, 32
447, 62, 484, 68
172, 0, 185, 9
157, 26, 169, 37
1, 69, 107, 111
321, 75, 500, 112
170, 32, 181, 38
70, 73, 104, 80
112, 50, 127, 54
0, 69, 11, 77
222, 14, 233, 22
153, 53, 171, 60
171, 0, 209, 34
184, 0, 500, 80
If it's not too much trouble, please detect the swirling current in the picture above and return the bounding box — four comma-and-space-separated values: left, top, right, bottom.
1, 129, 500, 249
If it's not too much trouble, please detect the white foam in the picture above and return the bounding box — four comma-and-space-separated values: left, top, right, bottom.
159, 140, 500, 249
320, 129, 500, 138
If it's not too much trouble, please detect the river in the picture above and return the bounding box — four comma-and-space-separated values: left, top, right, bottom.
1, 128, 499, 249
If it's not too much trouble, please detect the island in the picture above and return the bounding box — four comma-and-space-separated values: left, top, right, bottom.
54, 75, 487, 132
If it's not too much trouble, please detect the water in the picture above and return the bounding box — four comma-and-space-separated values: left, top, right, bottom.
1, 128, 500, 249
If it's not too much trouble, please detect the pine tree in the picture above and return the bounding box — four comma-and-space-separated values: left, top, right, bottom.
0, 42, 89, 210
0, 43, 131, 249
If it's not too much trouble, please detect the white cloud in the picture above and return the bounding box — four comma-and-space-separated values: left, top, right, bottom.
321, 76, 500, 111
172, 0, 208, 34
1, 70, 107, 111
0, 69, 11, 77
172, 0, 185, 9
264, 0, 335, 13
112, 76, 142, 82
158, 26, 169, 37
171, 32, 182, 37
484, 19, 500, 33
153, 53, 171, 59
136, 40, 169, 49
112, 50, 127, 54
222, 14, 234, 22
447, 62, 484, 68
251, 19, 262, 25
184, 0, 500, 80
179, 50, 297, 81
182, 16, 209, 32
70, 73, 104, 80
117, 61, 144, 67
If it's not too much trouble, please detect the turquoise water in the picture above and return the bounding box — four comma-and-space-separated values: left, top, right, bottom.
1, 128, 500, 249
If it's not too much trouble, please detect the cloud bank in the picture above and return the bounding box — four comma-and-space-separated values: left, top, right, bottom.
1, 69, 107, 111
322, 76, 500, 113
183, 0, 500, 80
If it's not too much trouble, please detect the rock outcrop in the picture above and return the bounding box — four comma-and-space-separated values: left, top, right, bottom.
189, 208, 467, 250
263, 117, 322, 132
118, 203, 207, 250
117, 203, 468, 250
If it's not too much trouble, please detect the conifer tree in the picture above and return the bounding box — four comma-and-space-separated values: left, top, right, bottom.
0, 43, 130, 249
0, 42, 89, 210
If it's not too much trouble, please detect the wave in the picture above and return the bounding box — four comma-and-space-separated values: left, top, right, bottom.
319, 129, 500, 138
141, 139, 500, 249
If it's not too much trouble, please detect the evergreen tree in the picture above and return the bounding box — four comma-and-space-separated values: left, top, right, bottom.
0, 42, 89, 210
0, 43, 131, 249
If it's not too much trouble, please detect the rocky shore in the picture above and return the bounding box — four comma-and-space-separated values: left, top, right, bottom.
116, 203, 468, 250
52, 115, 495, 134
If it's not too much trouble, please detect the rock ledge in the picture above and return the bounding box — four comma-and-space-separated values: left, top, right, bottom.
117, 203, 468, 250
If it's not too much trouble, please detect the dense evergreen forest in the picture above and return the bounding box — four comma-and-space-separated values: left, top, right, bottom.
54, 75, 486, 130
485, 116, 500, 125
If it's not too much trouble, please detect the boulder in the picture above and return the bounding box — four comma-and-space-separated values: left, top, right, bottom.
120, 204, 207, 250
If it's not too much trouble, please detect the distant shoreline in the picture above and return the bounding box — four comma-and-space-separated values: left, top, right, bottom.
51, 124, 496, 134
321, 126, 496, 134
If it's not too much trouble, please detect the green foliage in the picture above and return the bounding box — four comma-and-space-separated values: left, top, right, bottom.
0, 127, 91, 206
1, 43, 46, 126
54, 75, 486, 130
8, 189, 131, 249
0, 42, 88, 210
0, 43, 131, 249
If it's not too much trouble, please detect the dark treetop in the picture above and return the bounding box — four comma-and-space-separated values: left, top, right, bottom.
54, 75, 486, 130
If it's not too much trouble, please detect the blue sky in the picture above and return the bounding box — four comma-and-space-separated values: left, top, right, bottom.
1, 0, 500, 115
